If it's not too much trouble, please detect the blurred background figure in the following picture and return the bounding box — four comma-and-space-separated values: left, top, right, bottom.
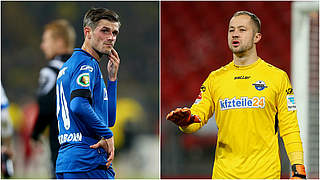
1, 82, 14, 178
161, 1, 318, 179
30, 19, 75, 178
2, 1, 159, 178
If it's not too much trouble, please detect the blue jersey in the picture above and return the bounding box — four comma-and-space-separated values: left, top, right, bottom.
55, 48, 117, 173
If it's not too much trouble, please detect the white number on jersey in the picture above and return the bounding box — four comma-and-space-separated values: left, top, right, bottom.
56, 82, 70, 130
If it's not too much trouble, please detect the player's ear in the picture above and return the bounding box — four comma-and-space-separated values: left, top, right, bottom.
84, 26, 92, 39
254, 32, 261, 44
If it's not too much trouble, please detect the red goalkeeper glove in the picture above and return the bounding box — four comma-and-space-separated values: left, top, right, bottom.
291, 164, 306, 179
166, 107, 201, 127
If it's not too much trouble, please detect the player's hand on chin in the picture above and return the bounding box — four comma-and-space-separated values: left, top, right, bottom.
107, 48, 120, 81
90, 136, 115, 168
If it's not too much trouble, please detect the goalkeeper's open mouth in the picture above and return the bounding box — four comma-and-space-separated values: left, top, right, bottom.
232, 40, 240, 47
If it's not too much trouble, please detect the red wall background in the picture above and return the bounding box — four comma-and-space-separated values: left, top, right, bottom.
161, 1, 291, 114
161, 2, 292, 178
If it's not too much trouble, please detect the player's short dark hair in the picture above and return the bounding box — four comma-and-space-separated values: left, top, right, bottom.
83, 8, 121, 30
232, 11, 261, 33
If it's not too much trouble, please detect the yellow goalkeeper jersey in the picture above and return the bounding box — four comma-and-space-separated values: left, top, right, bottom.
181, 58, 302, 179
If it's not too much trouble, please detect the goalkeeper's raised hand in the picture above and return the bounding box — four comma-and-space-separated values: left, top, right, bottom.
166, 107, 201, 127
291, 164, 306, 179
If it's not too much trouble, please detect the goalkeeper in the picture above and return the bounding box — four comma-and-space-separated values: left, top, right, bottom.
167, 11, 306, 179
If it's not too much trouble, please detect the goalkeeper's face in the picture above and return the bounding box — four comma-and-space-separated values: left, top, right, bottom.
87, 19, 120, 56
227, 15, 260, 55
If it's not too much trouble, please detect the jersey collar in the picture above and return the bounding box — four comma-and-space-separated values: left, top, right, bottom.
231, 58, 262, 70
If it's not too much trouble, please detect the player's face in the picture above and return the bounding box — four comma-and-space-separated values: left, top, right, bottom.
228, 15, 258, 54
40, 30, 58, 59
90, 19, 120, 55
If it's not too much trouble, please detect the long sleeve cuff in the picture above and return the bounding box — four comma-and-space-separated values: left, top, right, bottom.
282, 131, 304, 165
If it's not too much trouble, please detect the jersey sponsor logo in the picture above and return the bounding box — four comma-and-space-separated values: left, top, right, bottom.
77, 73, 90, 87
58, 132, 82, 144
219, 97, 265, 110
252, 80, 268, 91
286, 88, 294, 95
234, 76, 251, 80
57, 67, 68, 80
286, 95, 296, 111
80, 65, 93, 72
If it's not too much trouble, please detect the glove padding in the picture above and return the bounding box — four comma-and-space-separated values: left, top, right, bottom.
166, 107, 201, 127
291, 164, 306, 179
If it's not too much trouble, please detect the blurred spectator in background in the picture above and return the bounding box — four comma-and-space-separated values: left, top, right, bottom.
30, 19, 76, 177
1, 82, 15, 178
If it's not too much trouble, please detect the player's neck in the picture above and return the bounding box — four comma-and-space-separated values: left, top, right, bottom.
233, 49, 259, 66
81, 43, 101, 62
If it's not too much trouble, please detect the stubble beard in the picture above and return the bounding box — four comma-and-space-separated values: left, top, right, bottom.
93, 45, 112, 59
229, 40, 254, 56
91, 37, 112, 58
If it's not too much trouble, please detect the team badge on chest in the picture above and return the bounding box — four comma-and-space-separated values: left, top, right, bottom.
252, 80, 268, 91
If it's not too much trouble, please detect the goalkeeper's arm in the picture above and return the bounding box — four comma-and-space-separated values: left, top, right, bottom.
282, 132, 306, 179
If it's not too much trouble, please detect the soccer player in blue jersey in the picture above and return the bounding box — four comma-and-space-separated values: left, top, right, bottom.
55, 8, 121, 179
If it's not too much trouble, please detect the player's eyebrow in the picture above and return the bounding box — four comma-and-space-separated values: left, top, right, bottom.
101, 26, 119, 34
237, 25, 247, 29
229, 25, 247, 29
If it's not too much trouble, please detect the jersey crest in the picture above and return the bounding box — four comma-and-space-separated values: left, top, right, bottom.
77, 73, 90, 87
252, 80, 268, 91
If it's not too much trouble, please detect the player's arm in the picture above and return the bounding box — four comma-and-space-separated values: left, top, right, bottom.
107, 80, 117, 127
70, 95, 113, 139
70, 62, 113, 139
167, 73, 215, 133
32, 67, 57, 141
106, 48, 120, 127
277, 71, 306, 179
70, 95, 114, 168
